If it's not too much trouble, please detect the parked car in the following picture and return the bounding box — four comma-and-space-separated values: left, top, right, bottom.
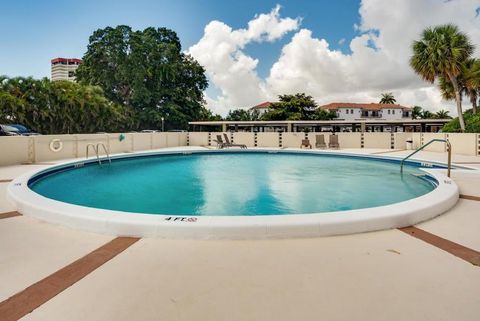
0, 124, 20, 136
10, 124, 40, 136
0, 124, 39, 136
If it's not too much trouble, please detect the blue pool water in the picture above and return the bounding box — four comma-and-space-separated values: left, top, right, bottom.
30, 152, 435, 216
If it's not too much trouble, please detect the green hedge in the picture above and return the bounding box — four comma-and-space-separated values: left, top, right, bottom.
442, 111, 480, 133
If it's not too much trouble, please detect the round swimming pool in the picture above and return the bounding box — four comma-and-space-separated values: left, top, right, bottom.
30, 152, 435, 215
8, 149, 459, 239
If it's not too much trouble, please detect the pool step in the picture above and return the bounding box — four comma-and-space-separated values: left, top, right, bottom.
410, 173, 439, 187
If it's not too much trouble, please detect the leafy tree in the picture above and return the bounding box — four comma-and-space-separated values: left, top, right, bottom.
410, 24, 474, 131
0, 90, 24, 123
262, 93, 318, 120
226, 109, 249, 121
443, 110, 480, 133
379, 92, 396, 104
198, 109, 222, 121
225, 108, 260, 121
76, 25, 208, 130
250, 109, 261, 121
0, 76, 133, 134
314, 108, 337, 120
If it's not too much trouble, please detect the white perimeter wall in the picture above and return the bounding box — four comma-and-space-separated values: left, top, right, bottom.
0, 132, 187, 166
1, 132, 479, 166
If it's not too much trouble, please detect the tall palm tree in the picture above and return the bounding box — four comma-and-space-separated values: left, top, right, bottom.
463, 58, 480, 114
379, 92, 396, 104
410, 24, 474, 131
438, 76, 457, 101
439, 59, 479, 114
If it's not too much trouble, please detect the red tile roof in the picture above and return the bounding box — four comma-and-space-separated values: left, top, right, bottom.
319, 102, 411, 111
252, 102, 272, 109
51, 57, 83, 64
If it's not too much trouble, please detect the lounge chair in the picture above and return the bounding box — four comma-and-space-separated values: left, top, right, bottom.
223, 133, 247, 149
329, 134, 340, 149
213, 135, 225, 149
315, 134, 326, 149
300, 139, 312, 149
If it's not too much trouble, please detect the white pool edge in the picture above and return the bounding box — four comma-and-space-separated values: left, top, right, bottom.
7, 149, 460, 239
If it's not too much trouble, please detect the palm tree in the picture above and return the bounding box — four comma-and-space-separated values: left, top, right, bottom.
379, 92, 396, 104
435, 110, 451, 119
421, 110, 434, 119
439, 59, 480, 114
438, 76, 457, 101
411, 106, 423, 119
410, 24, 474, 131
463, 58, 480, 113
439, 59, 479, 114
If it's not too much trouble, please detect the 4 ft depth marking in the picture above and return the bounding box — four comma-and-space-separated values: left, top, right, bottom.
164, 217, 198, 222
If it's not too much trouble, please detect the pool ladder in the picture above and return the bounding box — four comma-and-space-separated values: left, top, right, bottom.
86, 143, 112, 165
400, 139, 451, 177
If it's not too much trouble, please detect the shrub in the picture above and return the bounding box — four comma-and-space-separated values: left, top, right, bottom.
442, 110, 480, 133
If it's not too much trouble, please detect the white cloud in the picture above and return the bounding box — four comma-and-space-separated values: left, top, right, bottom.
187, 5, 300, 115
189, 1, 480, 116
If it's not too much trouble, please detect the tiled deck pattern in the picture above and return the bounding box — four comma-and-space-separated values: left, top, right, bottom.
0, 148, 479, 321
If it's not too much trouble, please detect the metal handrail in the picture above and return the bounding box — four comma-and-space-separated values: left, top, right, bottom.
86, 143, 111, 165
96, 143, 111, 164
86, 144, 97, 162
400, 139, 451, 177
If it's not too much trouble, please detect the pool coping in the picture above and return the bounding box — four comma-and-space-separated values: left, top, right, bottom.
7, 148, 460, 239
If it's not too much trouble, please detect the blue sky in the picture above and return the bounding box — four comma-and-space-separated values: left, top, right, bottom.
3, 0, 478, 114
0, 0, 360, 79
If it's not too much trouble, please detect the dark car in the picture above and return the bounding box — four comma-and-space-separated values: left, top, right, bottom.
10, 124, 40, 136
0, 124, 21, 136
0, 124, 39, 136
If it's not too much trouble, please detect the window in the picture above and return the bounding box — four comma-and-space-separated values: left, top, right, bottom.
392, 110, 395, 114
351, 109, 354, 114
346, 109, 349, 114
388, 110, 391, 114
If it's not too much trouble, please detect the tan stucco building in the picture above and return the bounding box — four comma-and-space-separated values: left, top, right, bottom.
51, 57, 82, 81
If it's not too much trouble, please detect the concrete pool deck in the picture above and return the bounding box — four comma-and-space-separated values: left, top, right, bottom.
0, 147, 479, 321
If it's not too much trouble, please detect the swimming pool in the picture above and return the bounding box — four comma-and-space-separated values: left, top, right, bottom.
29, 152, 435, 215
8, 149, 459, 238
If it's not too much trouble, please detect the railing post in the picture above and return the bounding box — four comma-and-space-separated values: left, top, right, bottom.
400, 138, 451, 177
447, 141, 451, 178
